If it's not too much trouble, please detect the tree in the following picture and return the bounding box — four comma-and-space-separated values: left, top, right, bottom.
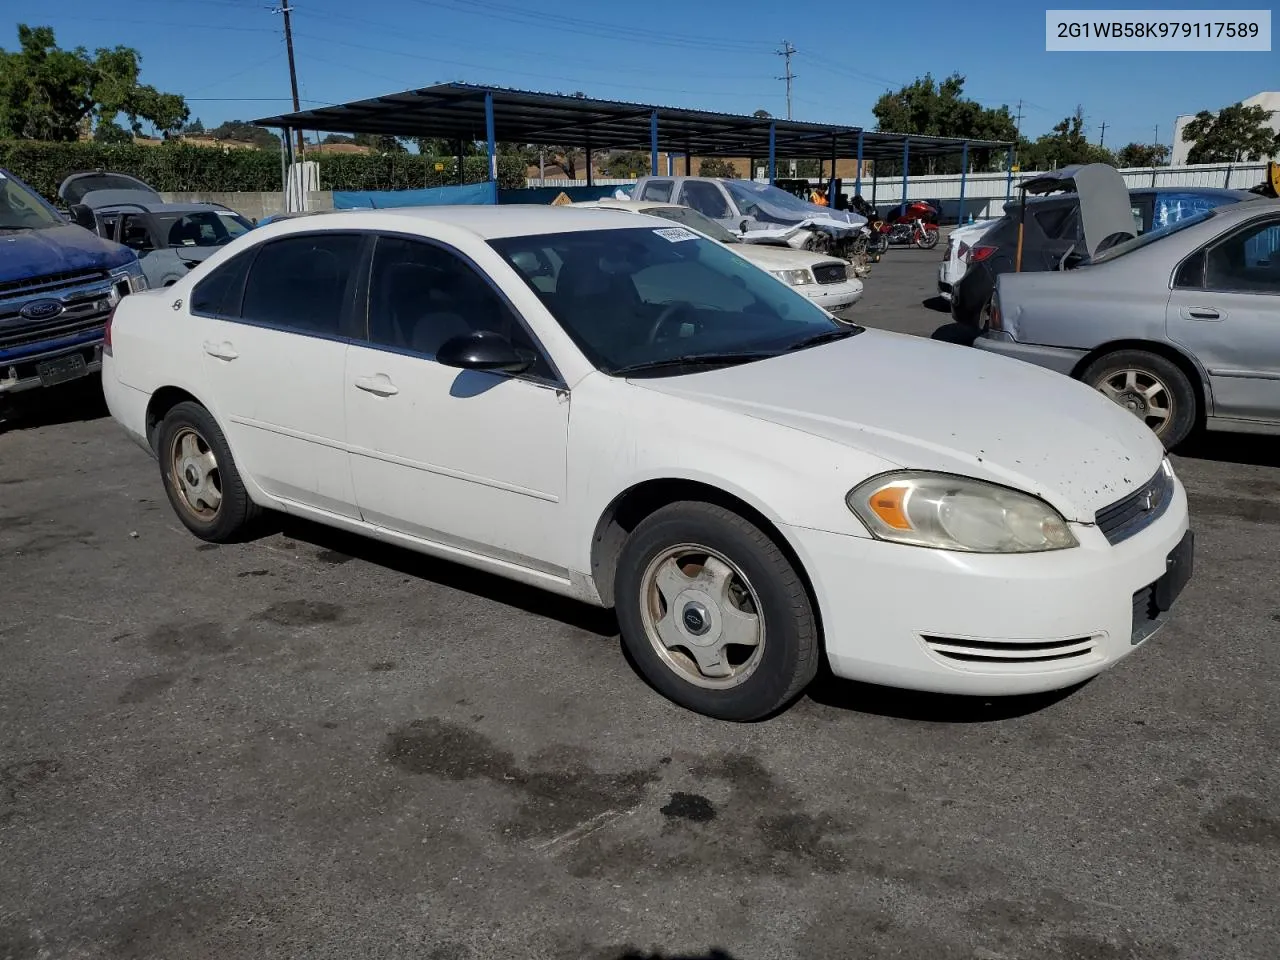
0, 24, 188, 140
414, 137, 481, 157
182, 118, 205, 136
1115, 142, 1171, 167
543, 145, 583, 179
93, 119, 132, 144
353, 133, 407, 153
753, 109, 771, 119
1019, 108, 1115, 170
699, 158, 737, 177
600, 150, 649, 178
321, 133, 355, 145
206, 120, 280, 150
1182, 102, 1279, 163
872, 73, 1019, 173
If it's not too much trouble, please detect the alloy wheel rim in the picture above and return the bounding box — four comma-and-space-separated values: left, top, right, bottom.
639, 543, 765, 690
168, 427, 222, 520
1096, 368, 1174, 435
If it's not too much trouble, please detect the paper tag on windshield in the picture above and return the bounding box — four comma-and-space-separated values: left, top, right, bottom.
653, 227, 697, 243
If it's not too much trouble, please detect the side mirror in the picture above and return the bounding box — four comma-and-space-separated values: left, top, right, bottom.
435, 330, 531, 374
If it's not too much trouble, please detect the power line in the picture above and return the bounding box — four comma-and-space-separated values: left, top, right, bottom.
776, 41, 796, 121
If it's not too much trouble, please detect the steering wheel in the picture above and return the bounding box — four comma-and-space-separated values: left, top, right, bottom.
647, 302, 691, 345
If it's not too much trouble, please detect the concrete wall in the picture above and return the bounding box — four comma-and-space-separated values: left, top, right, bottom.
159, 191, 333, 222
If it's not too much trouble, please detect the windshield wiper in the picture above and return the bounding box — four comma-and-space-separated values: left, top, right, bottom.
785, 326, 862, 351
612, 351, 777, 376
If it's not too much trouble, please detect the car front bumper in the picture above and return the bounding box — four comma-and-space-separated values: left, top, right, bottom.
0, 338, 103, 395
782, 480, 1191, 696
805, 278, 863, 310
974, 330, 1088, 377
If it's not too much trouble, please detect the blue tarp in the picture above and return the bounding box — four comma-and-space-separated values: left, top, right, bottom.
498, 185, 630, 205
332, 181, 496, 209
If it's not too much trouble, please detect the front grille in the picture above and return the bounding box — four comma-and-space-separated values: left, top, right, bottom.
812, 263, 847, 285
0, 284, 116, 353
923, 634, 1098, 666
1095, 465, 1173, 545
0, 269, 108, 298
0, 317, 106, 352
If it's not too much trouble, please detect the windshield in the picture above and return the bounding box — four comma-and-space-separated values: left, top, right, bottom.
1089, 208, 1217, 264
724, 180, 819, 215
0, 173, 63, 229
641, 205, 738, 243
490, 227, 855, 376
158, 211, 249, 248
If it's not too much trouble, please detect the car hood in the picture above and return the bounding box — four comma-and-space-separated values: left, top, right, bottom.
634, 329, 1165, 521
0, 224, 136, 284
730, 243, 847, 272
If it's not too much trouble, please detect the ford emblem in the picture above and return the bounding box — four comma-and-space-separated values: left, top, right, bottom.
19, 299, 64, 322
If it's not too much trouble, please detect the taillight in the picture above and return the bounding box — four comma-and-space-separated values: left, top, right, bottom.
988, 293, 1003, 331
969, 245, 997, 263
104, 302, 117, 356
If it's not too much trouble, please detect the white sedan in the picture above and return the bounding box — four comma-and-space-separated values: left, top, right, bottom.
102, 206, 1193, 721
574, 198, 863, 313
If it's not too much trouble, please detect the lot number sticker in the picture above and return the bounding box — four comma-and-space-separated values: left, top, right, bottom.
654, 227, 698, 243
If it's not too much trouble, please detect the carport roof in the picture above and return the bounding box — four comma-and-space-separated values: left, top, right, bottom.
253, 83, 1010, 160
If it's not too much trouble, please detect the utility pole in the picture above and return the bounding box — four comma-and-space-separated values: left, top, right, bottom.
277, 3, 305, 158
776, 41, 796, 120
1012, 99, 1023, 166
1098, 121, 1107, 147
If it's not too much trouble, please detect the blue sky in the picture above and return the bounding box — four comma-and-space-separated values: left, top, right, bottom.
7, 0, 1276, 148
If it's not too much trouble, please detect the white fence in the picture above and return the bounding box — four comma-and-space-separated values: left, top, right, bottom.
524, 177, 636, 188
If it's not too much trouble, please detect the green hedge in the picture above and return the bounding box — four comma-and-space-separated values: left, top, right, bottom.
0, 141, 527, 202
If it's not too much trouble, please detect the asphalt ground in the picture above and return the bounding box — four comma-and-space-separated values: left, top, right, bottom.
1, 246, 1277, 960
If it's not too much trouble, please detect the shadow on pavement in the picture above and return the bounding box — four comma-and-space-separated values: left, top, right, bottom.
611, 952, 739, 960
0, 376, 109, 433
922, 295, 952, 313
929, 322, 981, 346
1176, 432, 1280, 469
804, 666, 1087, 722
271, 515, 620, 638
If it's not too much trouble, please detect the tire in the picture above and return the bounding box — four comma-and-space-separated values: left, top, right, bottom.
1080, 350, 1197, 450
916, 229, 939, 250
157, 400, 260, 542
614, 502, 819, 721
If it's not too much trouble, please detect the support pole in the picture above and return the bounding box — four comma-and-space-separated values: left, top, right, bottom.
901, 137, 910, 208
828, 134, 838, 207
871, 163, 878, 206
666, 154, 673, 176
650, 110, 659, 180
1005, 145, 1015, 203
854, 130, 863, 197
586, 138, 593, 187
768, 122, 776, 185
484, 91, 496, 190
958, 141, 969, 225
456, 139, 464, 186
684, 151, 691, 176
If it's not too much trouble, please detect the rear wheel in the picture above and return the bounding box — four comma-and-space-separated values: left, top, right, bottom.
157, 401, 260, 541
614, 502, 819, 721
1081, 350, 1197, 449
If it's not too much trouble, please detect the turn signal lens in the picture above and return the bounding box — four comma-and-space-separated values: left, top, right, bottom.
867, 482, 912, 530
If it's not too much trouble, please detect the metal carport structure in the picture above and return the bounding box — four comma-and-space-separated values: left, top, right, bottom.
255, 83, 1014, 212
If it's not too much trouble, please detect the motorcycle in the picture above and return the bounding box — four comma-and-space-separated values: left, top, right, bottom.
879, 217, 939, 250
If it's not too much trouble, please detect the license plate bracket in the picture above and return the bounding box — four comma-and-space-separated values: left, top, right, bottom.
1154, 530, 1194, 612
36, 353, 88, 388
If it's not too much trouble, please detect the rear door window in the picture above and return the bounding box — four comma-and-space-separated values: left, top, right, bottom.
239, 233, 365, 337
639, 180, 674, 202
190, 250, 256, 317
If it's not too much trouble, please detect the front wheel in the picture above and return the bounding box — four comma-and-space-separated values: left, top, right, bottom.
915, 229, 939, 250
1080, 350, 1197, 450
614, 502, 819, 721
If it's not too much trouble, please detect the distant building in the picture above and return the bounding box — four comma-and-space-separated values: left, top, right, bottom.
1172, 91, 1279, 165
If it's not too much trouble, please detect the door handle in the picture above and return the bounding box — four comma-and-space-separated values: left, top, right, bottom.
202, 340, 238, 360
1182, 306, 1222, 321
354, 374, 399, 397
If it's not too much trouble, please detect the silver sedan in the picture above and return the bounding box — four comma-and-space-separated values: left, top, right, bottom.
975, 197, 1280, 449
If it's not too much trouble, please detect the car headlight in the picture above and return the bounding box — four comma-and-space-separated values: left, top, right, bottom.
847, 471, 1078, 553
111, 263, 148, 293
771, 268, 813, 286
